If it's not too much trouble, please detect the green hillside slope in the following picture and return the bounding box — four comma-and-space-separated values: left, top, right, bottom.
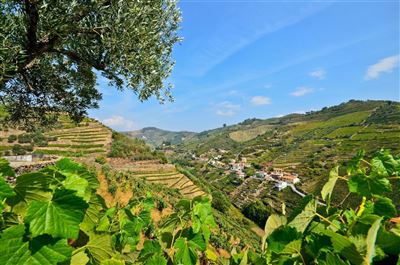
123, 127, 197, 147
167, 100, 400, 215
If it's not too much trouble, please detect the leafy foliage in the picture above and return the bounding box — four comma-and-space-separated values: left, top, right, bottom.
0, 150, 399, 264
108, 132, 167, 162
1, 1, 181, 127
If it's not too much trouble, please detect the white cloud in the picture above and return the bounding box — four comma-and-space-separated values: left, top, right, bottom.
215, 101, 240, 116
291, 86, 314, 97
102, 115, 135, 130
264, 84, 272, 89
250, 96, 271, 106
309, 69, 326, 79
364, 55, 399, 80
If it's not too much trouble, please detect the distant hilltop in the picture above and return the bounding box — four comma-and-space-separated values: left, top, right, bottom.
123, 99, 400, 149
122, 127, 197, 147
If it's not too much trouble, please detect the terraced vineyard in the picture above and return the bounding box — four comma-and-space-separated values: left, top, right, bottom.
142, 171, 205, 198
39, 120, 112, 157
107, 158, 205, 198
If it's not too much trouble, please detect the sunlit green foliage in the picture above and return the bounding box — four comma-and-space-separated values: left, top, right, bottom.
0, 1, 181, 127
0, 149, 399, 264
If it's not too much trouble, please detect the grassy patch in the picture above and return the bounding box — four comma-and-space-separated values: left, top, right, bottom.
229, 125, 274, 142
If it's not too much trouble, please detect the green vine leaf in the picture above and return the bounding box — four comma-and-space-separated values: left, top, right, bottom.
145, 253, 167, 265
100, 258, 125, 265
54, 158, 99, 189
288, 199, 317, 233
0, 177, 15, 200
373, 197, 397, 218
71, 251, 89, 265
364, 217, 382, 265
262, 214, 287, 252
0, 224, 72, 265
348, 173, 391, 198
86, 232, 113, 264
0, 158, 15, 177
318, 229, 364, 265
25, 188, 88, 239
174, 237, 198, 265
321, 166, 339, 204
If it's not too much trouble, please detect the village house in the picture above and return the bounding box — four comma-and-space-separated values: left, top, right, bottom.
274, 181, 287, 191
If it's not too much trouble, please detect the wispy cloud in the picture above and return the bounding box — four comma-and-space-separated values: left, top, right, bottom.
250, 96, 271, 106
364, 55, 399, 80
215, 101, 240, 116
187, 4, 329, 77
102, 115, 136, 130
291, 86, 315, 97
309, 68, 326, 80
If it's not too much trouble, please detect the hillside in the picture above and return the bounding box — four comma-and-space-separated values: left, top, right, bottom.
123, 127, 197, 147
166, 100, 400, 215
0, 116, 262, 252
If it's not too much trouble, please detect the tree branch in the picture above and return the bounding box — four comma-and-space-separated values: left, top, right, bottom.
24, 0, 39, 52
49, 49, 105, 70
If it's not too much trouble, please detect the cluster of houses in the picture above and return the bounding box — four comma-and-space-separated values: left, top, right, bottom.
194, 149, 301, 191
260, 168, 301, 191
229, 157, 249, 179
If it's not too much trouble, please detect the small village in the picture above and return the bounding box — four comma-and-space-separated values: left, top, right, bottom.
193, 148, 301, 191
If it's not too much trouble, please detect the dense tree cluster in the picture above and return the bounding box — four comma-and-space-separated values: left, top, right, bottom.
0, 0, 181, 127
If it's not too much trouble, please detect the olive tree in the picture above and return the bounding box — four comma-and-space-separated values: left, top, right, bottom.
0, 0, 181, 127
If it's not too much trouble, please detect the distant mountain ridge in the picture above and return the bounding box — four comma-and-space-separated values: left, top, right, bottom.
122, 127, 197, 147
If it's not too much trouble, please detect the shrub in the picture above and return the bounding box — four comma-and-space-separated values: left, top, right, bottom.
211, 190, 230, 213
7, 134, 17, 143
17, 133, 32, 143
242, 200, 270, 227
12, 144, 26, 155
37, 140, 48, 147
95, 156, 107, 165
23, 144, 34, 152
108, 183, 117, 195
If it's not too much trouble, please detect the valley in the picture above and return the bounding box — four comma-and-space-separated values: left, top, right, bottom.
126, 100, 400, 221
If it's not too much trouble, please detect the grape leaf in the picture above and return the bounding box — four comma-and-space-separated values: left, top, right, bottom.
139, 240, 162, 261
373, 197, 397, 218
174, 237, 198, 265
347, 150, 365, 176
25, 189, 88, 239
288, 199, 317, 233
281, 239, 302, 255
62, 174, 91, 202
0, 177, 15, 200
318, 229, 363, 264
267, 226, 301, 254
262, 214, 287, 251
145, 254, 167, 265
365, 217, 382, 265
324, 252, 348, 265
376, 227, 400, 255
321, 166, 339, 204
373, 150, 399, 176
100, 258, 125, 265
86, 232, 113, 263
54, 158, 99, 189
71, 251, 89, 265
0, 177, 15, 210
348, 173, 391, 197
191, 199, 216, 243
10, 172, 56, 204
80, 194, 107, 233
0, 225, 72, 265
0, 157, 15, 177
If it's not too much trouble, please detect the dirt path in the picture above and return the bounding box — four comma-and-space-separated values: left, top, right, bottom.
96, 172, 132, 208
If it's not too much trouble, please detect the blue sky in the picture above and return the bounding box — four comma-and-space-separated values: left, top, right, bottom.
89, 1, 400, 132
